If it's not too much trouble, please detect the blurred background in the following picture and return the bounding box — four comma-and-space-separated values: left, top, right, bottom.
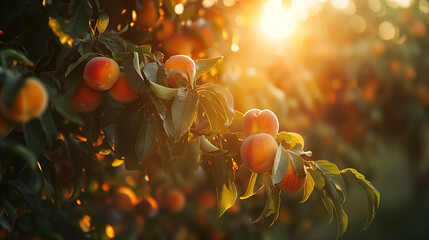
2, 0, 429, 239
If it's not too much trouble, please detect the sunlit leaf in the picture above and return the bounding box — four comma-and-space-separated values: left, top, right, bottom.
276, 131, 305, 148
199, 136, 220, 152
198, 95, 221, 133
171, 89, 198, 140
195, 56, 223, 80
240, 172, 266, 199
341, 168, 380, 229
300, 170, 315, 204
198, 83, 235, 126
333, 200, 348, 239
97, 12, 109, 34
148, 80, 178, 100
212, 157, 237, 217
315, 160, 347, 203
272, 145, 289, 185
251, 177, 281, 227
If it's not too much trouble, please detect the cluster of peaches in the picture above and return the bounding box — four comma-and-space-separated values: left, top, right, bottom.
0, 77, 48, 135
71, 54, 195, 113
240, 109, 307, 193
71, 57, 137, 112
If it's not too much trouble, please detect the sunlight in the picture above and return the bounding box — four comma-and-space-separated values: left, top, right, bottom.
259, 0, 297, 40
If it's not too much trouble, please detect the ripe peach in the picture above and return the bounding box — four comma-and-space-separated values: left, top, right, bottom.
83, 57, 120, 91
137, 1, 158, 27
0, 77, 48, 123
242, 109, 279, 137
276, 160, 307, 194
164, 55, 195, 88
162, 34, 192, 58
71, 81, 103, 113
108, 73, 137, 103
240, 133, 278, 173
163, 189, 186, 212
197, 191, 216, 209
135, 196, 159, 217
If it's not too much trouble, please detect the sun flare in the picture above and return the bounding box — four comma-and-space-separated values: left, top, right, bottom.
259, 0, 296, 40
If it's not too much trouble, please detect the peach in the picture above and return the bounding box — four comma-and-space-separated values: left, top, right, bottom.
1, 77, 48, 123
240, 133, 278, 173
71, 81, 103, 113
242, 109, 279, 137
114, 187, 138, 212
83, 57, 120, 91
162, 34, 192, 58
277, 160, 307, 194
163, 189, 186, 212
137, 1, 158, 27
164, 55, 195, 88
108, 73, 137, 103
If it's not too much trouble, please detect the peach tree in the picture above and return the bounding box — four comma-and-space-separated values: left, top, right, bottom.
0, 0, 379, 239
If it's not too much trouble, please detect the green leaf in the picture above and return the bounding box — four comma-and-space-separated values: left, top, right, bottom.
333, 200, 348, 239
199, 136, 220, 152
124, 52, 150, 93
40, 110, 58, 150
135, 115, 157, 164
251, 178, 281, 227
276, 131, 305, 148
198, 95, 221, 133
300, 170, 315, 204
198, 84, 235, 126
64, 52, 95, 78
61, 0, 92, 38
148, 81, 178, 100
319, 188, 334, 223
272, 145, 289, 184
315, 160, 347, 203
143, 62, 167, 84
24, 119, 46, 157
308, 168, 325, 190
97, 12, 109, 34
171, 89, 198, 140
286, 144, 309, 179
195, 56, 223, 80
134, 45, 152, 61
341, 168, 380, 229
227, 110, 243, 133
240, 172, 266, 199
211, 157, 237, 218
51, 94, 84, 125
177, 137, 202, 177
9, 143, 37, 171
0, 198, 16, 230
2, 72, 25, 108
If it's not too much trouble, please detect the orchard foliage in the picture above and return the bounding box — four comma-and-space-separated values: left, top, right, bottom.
0, 0, 380, 239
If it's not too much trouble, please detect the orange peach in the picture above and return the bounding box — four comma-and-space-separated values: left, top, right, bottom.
277, 160, 307, 194
242, 109, 279, 137
0, 77, 48, 123
164, 55, 195, 88
163, 189, 186, 212
108, 73, 137, 103
137, 1, 158, 27
71, 81, 103, 113
162, 34, 192, 58
240, 133, 278, 173
83, 57, 120, 91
